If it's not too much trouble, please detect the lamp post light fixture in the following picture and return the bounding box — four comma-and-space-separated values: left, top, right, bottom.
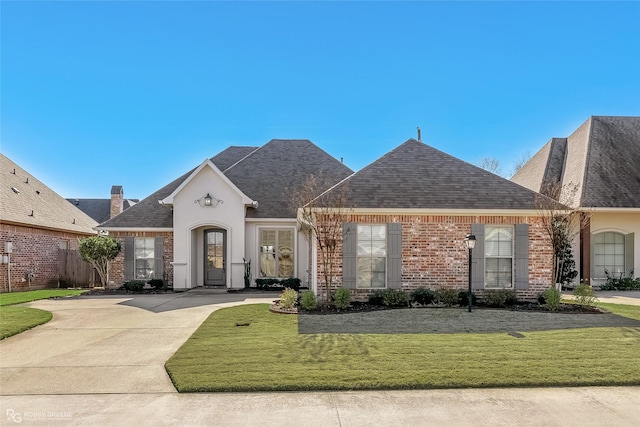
464, 234, 477, 313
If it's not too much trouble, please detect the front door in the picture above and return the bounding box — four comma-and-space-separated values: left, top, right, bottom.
204, 229, 226, 286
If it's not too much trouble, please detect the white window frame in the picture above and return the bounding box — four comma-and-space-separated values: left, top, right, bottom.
257, 227, 296, 278
134, 237, 155, 280
484, 225, 514, 289
356, 224, 387, 289
592, 231, 625, 279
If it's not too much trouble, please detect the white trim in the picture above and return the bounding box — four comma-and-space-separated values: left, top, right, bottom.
246, 218, 298, 223
159, 159, 255, 206
313, 207, 547, 216
256, 225, 297, 279
95, 227, 173, 232
583, 207, 640, 213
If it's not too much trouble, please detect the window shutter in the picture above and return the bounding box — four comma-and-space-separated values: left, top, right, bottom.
514, 224, 529, 289
342, 223, 357, 289
471, 224, 485, 289
154, 236, 164, 280
387, 223, 402, 289
625, 233, 635, 275
590, 233, 595, 279
124, 237, 134, 281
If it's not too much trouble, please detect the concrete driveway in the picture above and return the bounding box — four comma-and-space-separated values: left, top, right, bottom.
1, 290, 639, 426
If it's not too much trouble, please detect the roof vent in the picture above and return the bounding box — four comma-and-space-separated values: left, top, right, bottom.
36, 190, 41, 195
11, 168, 16, 174
28, 210, 34, 217
11, 187, 20, 194
24, 177, 29, 184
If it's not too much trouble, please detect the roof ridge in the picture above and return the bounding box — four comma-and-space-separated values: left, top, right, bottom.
580, 117, 595, 206
223, 146, 262, 173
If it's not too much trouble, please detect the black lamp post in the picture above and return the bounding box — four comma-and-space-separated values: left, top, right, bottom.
464, 234, 476, 313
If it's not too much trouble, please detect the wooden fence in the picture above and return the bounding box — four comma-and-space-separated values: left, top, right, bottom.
59, 249, 96, 287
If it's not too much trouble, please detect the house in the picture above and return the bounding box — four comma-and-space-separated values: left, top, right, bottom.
511, 116, 640, 286
97, 140, 353, 290
67, 185, 138, 223
307, 139, 557, 301
0, 154, 98, 292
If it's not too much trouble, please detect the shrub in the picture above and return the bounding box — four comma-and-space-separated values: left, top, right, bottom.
541, 288, 562, 310
457, 290, 477, 307
148, 279, 164, 290
279, 288, 298, 309
255, 278, 281, 289
599, 277, 640, 291
300, 290, 317, 310
433, 288, 460, 306
123, 280, 145, 292
333, 287, 351, 309
482, 289, 518, 308
369, 289, 410, 307
411, 288, 436, 306
281, 278, 301, 291
573, 283, 598, 307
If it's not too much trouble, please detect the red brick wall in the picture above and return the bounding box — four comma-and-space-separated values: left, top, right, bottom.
0, 223, 90, 293
316, 214, 553, 301
109, 231, 174, 288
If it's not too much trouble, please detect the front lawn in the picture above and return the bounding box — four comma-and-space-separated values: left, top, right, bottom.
165, 303, 640, 392
0, 289, 86, 340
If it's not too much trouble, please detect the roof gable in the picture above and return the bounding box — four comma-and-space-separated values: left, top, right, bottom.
0, 154, 98, 233
325, 139, 549, 210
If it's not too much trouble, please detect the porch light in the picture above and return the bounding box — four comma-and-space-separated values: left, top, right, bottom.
464, 234, 476, 313
194, 193, 223, 208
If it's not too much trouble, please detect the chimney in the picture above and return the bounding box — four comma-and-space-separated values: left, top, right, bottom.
110, 186, 124, 218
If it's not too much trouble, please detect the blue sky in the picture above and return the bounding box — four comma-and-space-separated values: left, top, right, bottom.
2, 1, 639, 199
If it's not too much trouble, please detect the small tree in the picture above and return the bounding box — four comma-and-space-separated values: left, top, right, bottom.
291, 174, 351, 302
477, 157, 503, 176
78, 236, 121, 288
536, 181, 589, 288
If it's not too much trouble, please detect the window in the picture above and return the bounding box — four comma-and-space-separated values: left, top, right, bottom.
356, 225, 386, 288
259, 229, 294, 278
59, 240, 69, 250
485, 226, 513, 288
135, 237, 155, 280
593, 232, 625, 278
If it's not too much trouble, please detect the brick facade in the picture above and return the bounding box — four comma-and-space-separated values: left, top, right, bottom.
109, 231, 174, 288
0, 223, 89, 292
316, 214, 553, 302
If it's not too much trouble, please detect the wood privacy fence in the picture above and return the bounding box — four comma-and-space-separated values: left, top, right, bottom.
59, 249, 96, 287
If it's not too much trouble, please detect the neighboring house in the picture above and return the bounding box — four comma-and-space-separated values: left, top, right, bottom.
97, 140, 353, 290
511, 116, 640, 286
67, 185, 138, 223
0, 154, 98, 292
308, 139, 557, 301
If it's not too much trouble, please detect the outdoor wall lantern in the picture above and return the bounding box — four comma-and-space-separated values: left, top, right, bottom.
464, 234, 476, 313
195, 193, 223, 208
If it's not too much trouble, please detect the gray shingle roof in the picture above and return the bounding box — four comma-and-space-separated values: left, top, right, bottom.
223, 139, 353, 218
67, 198, 138, 223
512, 116, 640, 208
98, 140, 353, 228
323, 139, 551, 210
1, 154, 98, 234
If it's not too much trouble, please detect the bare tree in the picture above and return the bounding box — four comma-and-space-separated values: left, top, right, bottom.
291, 174, 351, 302
477, 157, 503, 176
510, 151, 532, 177
536, 181, 590, 288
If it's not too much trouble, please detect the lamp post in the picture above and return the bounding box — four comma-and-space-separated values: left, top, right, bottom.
464, 234, 476, 313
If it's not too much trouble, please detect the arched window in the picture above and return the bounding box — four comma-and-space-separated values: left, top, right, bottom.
592, 232, 625, 279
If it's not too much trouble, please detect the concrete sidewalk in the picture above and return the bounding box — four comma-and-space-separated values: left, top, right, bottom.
1, 291, 639, 426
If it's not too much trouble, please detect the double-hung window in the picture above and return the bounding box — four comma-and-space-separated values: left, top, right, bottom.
356, 224, 386, 288
485, 226, 513, 288
134, 237, 155, 280
593, 232, 625, 279
259, 228, 294, 278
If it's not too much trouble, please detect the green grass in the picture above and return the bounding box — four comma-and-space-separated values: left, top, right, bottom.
0, 289, 86, 340
0, 289, 86, 306
165, 303, 640, 392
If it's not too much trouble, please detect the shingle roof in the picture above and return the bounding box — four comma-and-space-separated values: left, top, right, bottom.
223, 139, 353, 218
323, 139, 551, 210
0, 154, 98, 234
98, 140, 353, 228
66, 198, 138, 223
511, 116, 640, 208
